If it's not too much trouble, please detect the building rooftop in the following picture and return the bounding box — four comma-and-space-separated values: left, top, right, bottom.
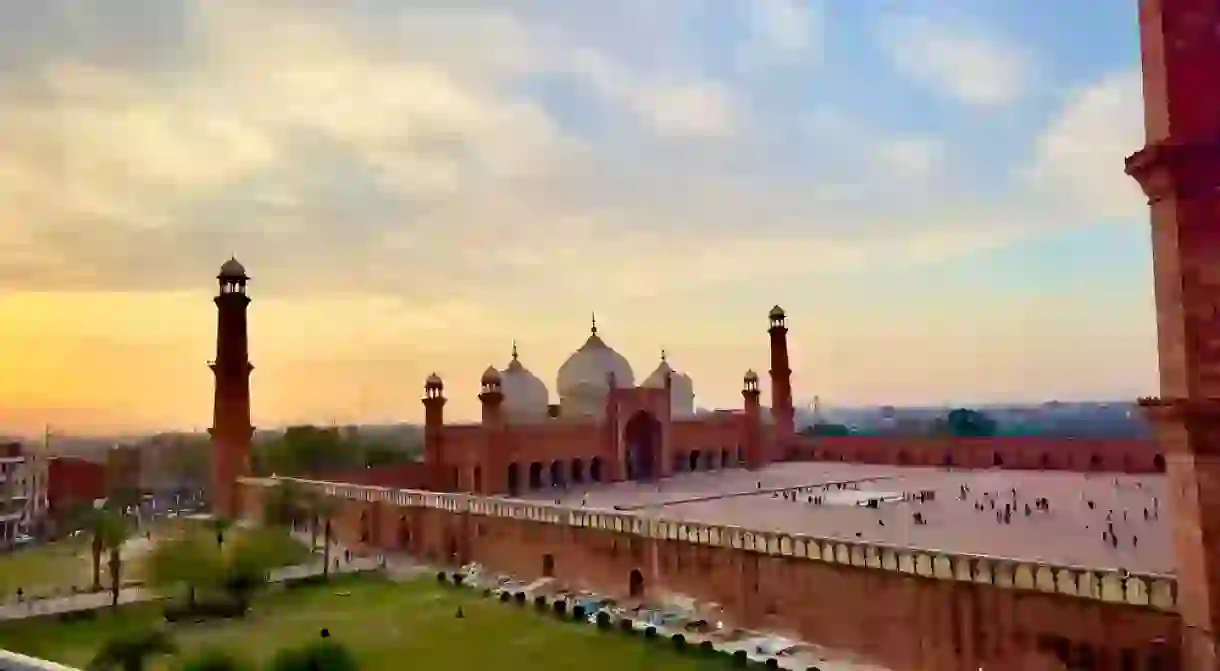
523, 462, 1171, 574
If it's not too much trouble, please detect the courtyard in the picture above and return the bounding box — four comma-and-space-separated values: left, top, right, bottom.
0, 574, 735, 671
523, 461, 1172, 574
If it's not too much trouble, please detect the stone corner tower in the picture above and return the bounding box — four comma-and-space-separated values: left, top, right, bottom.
209, 257, 254, 518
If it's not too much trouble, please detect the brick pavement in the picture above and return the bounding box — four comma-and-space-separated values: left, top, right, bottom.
524, 462, 1172, 573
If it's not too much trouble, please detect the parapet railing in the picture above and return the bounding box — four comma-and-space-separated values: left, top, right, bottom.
0, 649, 81, 671
241, 476, 1178, 613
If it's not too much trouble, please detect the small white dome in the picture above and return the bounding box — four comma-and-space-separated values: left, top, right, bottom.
481, 366, 502, 384
643, 351, 695, 416
744, 369, 759, 382
500, 343, 550, 422
769, 305, 785, 319
219, 257, 247, 278
425, 372, 443, 387
557, 317, 634, 417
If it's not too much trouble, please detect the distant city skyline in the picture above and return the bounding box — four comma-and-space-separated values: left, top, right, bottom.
0, 3, 1155, 435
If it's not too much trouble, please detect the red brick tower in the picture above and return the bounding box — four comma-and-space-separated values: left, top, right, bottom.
768, 306, 795, 448
742, 370, 763, 469
422, 373, 448, 491
209, 258, 254, 518
1125, 1, 1220, 667
478, 366, 504, 494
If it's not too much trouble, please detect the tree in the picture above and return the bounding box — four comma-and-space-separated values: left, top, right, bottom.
801, 423, 852, 437
297, 489, 322, 552
81, 507, 132, 608
263, 480, 303, 530
942, 408, 999, 437
87, 628, 176, 671
140, 527, 287, 613
80, 508, 116, 592
312, 497, 340, 579
268, 639, 359, 671
144, 532, 222, 609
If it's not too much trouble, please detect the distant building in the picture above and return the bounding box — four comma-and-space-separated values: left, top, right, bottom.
45, 456, 109, 522
0, 442, 49, 545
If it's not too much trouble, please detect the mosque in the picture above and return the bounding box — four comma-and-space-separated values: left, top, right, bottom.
419, 307, 798, 497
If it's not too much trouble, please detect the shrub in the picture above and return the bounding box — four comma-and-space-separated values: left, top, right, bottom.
672, 633, 686, 650
268, 640, 358, 671
482, 588, 493, 597
765, 659, 779, 668
733, 650, 749, 666
436, 571, 447, 583
619, 618, 634, 634
514, 592, 526, 604
450, 573, 463, 586
571, 604, 585, 621
596, 611, 612, 629
499, 592, 510, 602
553, 600, 567, 617
59, 608, 98, 623
699, 640, 715, 654
179, 646, 253, 671
644, 626, 657, 639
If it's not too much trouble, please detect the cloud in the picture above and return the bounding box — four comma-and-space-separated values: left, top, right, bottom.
741, 0, 819, 54
1021, 70, 1145, 220
877, 16, 1031, 106
0, 1, 1138, 310
871, 136, 946, 183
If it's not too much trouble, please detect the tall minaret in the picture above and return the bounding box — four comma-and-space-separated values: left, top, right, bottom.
422, 373, 447, 491
209, 257, 254, 518
1125, 0, 1220, 666
768, 305, 795, 445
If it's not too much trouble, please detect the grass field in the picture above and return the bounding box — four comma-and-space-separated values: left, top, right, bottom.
0, 522, 309, 601
0, 574, 730, 670
0, 538, 89, 599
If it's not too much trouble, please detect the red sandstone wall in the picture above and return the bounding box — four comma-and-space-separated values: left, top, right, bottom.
795, 436, 1163, 474
240, 480, 1179, 671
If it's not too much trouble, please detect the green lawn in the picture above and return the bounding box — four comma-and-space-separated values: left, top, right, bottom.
0, 538, 91, 599
0, 575, 731, 670
0, 523, 308, 600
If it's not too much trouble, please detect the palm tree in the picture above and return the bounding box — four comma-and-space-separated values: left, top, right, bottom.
263, 480, 303, 531
298, 489, 321, 552
87, 628, 176, 671
85, 508, 131, 608
313, 497, 339, 579
79, 507, 125, 593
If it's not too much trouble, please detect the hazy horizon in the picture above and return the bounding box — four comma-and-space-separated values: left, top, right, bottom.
0, 2, 1157, 435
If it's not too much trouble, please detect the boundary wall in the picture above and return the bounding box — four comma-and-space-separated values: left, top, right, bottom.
240, 476, 1181, 671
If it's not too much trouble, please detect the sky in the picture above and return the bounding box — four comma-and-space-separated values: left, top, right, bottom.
0, 1, 1156, 435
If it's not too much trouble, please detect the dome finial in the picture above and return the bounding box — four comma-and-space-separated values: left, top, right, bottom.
511, 339, 519, 362
660, 348, 667, 363
591, 312, 598, 336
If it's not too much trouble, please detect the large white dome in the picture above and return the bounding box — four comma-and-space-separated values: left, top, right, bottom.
500, 343, 550, 422
557, 320, 633, 417
642, 352, 695, 417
